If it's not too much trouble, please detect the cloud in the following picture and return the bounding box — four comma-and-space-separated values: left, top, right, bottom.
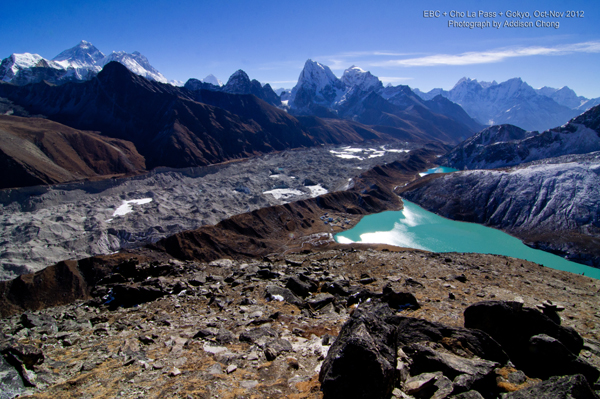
379, 76, 413, 84
315, 51, 422, 70
371, 41, 600, 67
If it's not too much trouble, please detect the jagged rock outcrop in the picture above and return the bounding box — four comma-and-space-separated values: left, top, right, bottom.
320, 300, 599, 399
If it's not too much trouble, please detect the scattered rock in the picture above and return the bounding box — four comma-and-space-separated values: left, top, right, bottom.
264, 339, 292, 361
226, 364, 237, 374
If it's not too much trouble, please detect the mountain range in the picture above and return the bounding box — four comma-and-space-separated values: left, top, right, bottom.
415, 78, 600, 132
0, 40, 170, 86
286, 60, 483, 143
442, 104, 600, 170
1, 61, 432, 188
184, 69, 282, 106
3, 41, 598, 135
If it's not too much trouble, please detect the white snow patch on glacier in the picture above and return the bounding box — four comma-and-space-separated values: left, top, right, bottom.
112, 198, 153, 217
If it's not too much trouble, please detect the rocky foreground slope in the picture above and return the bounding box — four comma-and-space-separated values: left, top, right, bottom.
1, 243, 599, 398
400, 152, 600, 267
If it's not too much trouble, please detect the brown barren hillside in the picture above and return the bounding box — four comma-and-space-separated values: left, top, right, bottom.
0, 115, 145, 189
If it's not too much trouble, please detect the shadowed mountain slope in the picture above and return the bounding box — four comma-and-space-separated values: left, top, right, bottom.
0, 62, 402, 171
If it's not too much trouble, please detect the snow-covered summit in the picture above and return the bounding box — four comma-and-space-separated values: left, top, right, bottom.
536, 85, 591, 109
340, 65, 382, 92
289, 60, 348, 109
52, 40, 105, 69
0, 41, 170, 85
0, 53, 46, 82
100, 51, 167, 83
296, 59, 341, 93
415, 76, 582, 131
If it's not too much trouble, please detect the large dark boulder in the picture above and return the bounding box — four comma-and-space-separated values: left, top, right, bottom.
285, 275, 317, 298
464, 301, 584, 368
381, 284, 420, 310
526, 334, 600, 384
107, 284, 167, 309
394, 316, 508, 364
503, 374, 599, 399
319, 302, 398, 399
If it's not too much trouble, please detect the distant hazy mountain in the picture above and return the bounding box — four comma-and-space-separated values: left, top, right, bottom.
287, 60, 483, 143
441, 104, 600, 170
414, 77, 599, 132
202, 74, 223, 86
0, 40, 168, 85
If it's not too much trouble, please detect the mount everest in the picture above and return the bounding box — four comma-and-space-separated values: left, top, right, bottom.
0, 40, 170, 85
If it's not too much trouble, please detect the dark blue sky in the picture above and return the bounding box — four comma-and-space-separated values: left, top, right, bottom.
2, 0, 599, 97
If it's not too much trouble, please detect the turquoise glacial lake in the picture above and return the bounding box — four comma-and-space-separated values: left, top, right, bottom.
419, 166, 459, 176
335, 200, 600, 280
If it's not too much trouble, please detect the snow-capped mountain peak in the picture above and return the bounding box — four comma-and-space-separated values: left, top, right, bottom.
203, 74, 223, 87
0, 41, 171, 85
340, 65, 382, 92
0, 53, 57, 83
296, 59, 341, 92
289, 59, 346, 109
52, 40, 105, 69
100, 51, 168, 83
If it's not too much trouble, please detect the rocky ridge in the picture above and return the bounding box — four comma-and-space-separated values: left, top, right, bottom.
441, 105, 600, 170
185, 69, 281, 106
0, 115, 145, 189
